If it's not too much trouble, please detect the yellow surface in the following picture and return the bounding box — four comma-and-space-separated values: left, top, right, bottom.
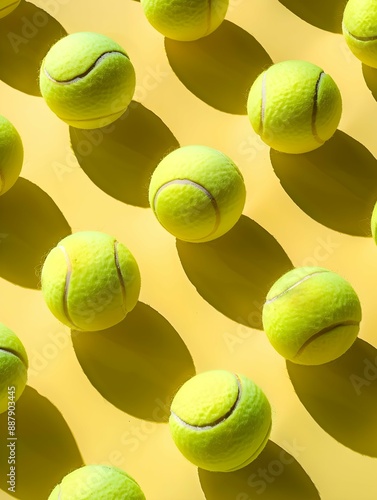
0, 0, 376, 499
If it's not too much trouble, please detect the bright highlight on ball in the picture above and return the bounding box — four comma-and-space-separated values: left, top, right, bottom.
169, 370, 272, 472
41, 231, 141, 332
262, 267, 362, 365
39, 32, 136, 129
0, 323, 28, 414
0, 0, 20, 19
0, 115, 23, 196
247, 60, 342, 154
148, 145, 246, 243
342, 0, 377, 68
140, 0, 229, 41
47, 465, 146, 500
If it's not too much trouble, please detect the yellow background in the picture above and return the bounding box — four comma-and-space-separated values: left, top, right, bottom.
1, 0, 377, 499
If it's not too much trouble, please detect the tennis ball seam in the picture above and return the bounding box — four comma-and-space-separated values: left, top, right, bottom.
58, 244, 77, 329
265, 269, 329, 304
43, 51, 129, 85
342, 23, 377, 42
171, 373, 241, 429
259, 68, 326, 145
0, 347, 27, 367
153, 178, 221, 239
0, 1, 18, 13
293, 319, 360, 359
113, 240, 127, 313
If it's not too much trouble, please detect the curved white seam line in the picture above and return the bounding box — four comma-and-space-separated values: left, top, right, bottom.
264, 270, 329, 305
171, 375, 242, 431
44, 51, 128, 85
114, 240, 127, 313
312, 71, 326, 144
343, 24, 377, 41
58, 245, 74, 327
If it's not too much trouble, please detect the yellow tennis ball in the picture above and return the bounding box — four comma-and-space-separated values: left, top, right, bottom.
262, 267, 362, 365
0, 323, 28, 414
41, 231, 141, 332
0, 0, 20, 18
342, 0, 377, 68
371, 200, 377, 240
247, 60, 342, 154
140, 0, 229, 41
148, 145, 246, 243
48, 465, 146, 499
0, 115, 23, 195
39, 32, 136, 129
169, 370, 272, 472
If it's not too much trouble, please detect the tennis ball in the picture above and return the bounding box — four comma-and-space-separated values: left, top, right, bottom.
0, 323, 28, 414
148, 145, 246, 242
342, 0, 377, 68
169, 370, 272, 472
371, 200, 377, 240
41, 231, 141, 331
48, 465, 146, 500
0, 115, 23, 195
140, 0, 229, 41
0, 0, 20, 18
247, 60, 342, 154
262, 267, 362, 365
39, 32, 136, 129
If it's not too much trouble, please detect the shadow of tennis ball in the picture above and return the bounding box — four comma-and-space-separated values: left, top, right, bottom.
72, 302, 195, 422
277, 0, 347, 33
198, 440, 320, 500
362, 64, 377, 101
176, 215, 293, 329
70, 102, 179, 208
0, 0, 67, 96
270, 130, 377, 237
0, 386, 84, 499
0, 177, 71, 289
287, 338, 377, 457
165, 20, 272, 114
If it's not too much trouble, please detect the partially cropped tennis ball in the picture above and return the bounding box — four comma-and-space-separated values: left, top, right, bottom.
41, 231, 141, 331
371, 200, 377, 240
140, 0, 229, 41
0, 0, 20, 18
48, 465, 146, 500
148, 145, 246, 242
39, 32, 136, 129
0, 323, 28, 414
247, 60, 342, 154
169, 370, 271, 472
0, 115, 23, 195
262, 267, 362, 365
342, 0, 377, 68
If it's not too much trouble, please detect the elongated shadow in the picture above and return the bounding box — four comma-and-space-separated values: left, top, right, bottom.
165, 20, 272, 114
72, 302, 195, 422
0, 0, 67, 95
70, 102, 179, 207
287, 338, 377, 456
199, 440, 320, 499
177, 216, 293, 329
270, 130, 377, 237
0, 178, 71, 288
0, 386, 84, 499
278, 0, 347, 33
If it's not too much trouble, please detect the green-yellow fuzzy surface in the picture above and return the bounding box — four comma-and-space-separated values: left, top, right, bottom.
371, 201, 377, 241
41, 231, 141, 332
169, 370, 272, 472
0, 115, 23, 195
247, 60, 342, 154
0, 0, 20, 19
140, 0, 229, 41
0, 323, 28, 414
48, 465, 146, 500
342, 0, 377, 68
262, 267, 362, 365
148, 145, 246, 243
39, 32, 136, 129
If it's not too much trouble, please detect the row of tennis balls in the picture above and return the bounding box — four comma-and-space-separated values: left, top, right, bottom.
3, 0, 377, 69
35, 29, 344, 154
